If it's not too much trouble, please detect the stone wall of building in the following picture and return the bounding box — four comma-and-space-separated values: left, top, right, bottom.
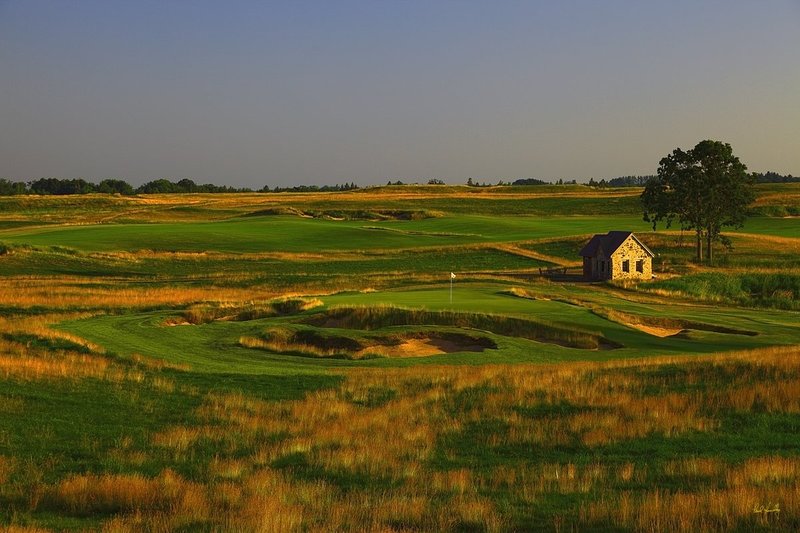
610, 236, 652, 280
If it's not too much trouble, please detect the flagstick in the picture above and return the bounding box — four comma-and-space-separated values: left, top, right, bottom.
450, 276, 453, 304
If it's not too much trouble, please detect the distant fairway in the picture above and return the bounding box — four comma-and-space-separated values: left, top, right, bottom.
4, 210, 798, 253
2, 214, 654, 252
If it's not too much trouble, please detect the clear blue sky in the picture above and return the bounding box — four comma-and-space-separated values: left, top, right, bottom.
1, 1, 798, 187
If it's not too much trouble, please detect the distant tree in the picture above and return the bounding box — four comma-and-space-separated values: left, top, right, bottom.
642, 140, 754, 264
96, 179, 134, 195
136, 179, 179, 194
0, 179, 27, 195
29, 178, 95, 195
427, 178, 445, 185
176, 178, 198, 193
752, 171, 799, 183
607, 175, 655, 187
511, 178, 549, 186
28, 178, 56, 195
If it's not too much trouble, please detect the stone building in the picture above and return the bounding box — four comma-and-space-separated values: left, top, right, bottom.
579, 231, 654, 281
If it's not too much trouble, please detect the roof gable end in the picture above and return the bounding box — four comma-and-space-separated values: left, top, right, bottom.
578, 235, 605, 257
579, 231, 654, 258
608, 232, 655, 258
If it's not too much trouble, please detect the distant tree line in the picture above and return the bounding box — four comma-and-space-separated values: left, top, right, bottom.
587, 175, 656, 187
510, 178, 550, 186
260, 182, 359, 193
1, 171, 794, 196
134, 179, 247, 194
588, 171, 798, 187
0, 178, 361, 196
0, 177, 250, 196
752, 171, 798, 183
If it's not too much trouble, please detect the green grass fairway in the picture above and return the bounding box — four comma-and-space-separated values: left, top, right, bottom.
5, 212, 798, 254
1, 215, 652, 252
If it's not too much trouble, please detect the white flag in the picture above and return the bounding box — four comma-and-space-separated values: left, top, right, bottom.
450, 272, 456, 279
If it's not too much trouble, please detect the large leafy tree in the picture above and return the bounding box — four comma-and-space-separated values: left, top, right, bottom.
642, 140, 754, 264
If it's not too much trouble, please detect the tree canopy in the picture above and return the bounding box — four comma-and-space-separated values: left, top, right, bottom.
642, 140, 754, 263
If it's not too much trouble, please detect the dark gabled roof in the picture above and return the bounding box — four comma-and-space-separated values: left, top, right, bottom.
579, 231, 654, 258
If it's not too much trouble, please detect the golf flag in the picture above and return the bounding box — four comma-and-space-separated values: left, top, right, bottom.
451, 272, 456, 279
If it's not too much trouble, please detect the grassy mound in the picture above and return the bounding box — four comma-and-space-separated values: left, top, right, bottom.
305, 305, 620, 350
590, 308, 758, 337
167, 297, 323, 325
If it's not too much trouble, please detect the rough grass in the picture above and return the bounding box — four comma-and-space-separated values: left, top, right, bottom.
169, 297, 323, 325
5, 345, 797, 531
644, 273, 800, 310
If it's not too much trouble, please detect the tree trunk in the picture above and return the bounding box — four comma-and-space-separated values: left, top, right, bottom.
706, 233, 713, 265
695, 230, 703, 263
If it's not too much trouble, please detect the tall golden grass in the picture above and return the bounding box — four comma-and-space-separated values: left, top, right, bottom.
177, 296, 324, 325
0, 526, 53, 533
0, 277, 283, 309
3, 297, 799, 531
0, 316, 180, 389
135, 345, 800, 530
0, 313, 102, 351
581, 483, 796, 532
0, 456, 14, 485
238, 335, 352, 359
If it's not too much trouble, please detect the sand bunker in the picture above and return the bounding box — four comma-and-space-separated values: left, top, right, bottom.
357, 338, 442, 358
242, 327, 496, 360
356, 336, 493, 358
623, 322, 683, 338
